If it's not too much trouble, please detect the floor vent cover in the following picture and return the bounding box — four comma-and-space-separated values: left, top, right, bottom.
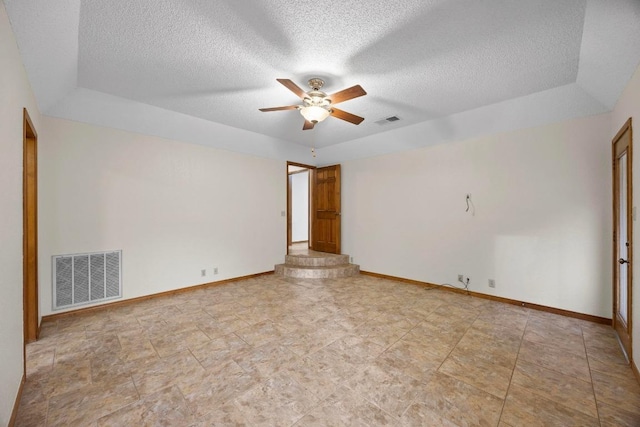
53, 250, 122, 310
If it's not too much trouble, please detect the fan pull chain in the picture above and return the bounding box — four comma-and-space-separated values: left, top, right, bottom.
311, 128, 317, 158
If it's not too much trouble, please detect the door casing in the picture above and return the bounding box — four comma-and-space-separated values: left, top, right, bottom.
612, 117, 633, 361
23, 108, 39, 366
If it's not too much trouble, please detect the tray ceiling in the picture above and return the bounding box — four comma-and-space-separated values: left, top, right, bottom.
4, 0, 640, 162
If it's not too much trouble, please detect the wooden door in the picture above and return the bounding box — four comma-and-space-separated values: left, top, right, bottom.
23, 108, 39, 344
311, 165, 341, 254
612, 117, 633, 360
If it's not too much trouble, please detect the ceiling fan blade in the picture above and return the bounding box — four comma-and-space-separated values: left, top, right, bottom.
303, 120, 315, 130
259, 105, 299, 112
330, 108, 365, 125
328, 85, 367, 104
277, 79, 308, 99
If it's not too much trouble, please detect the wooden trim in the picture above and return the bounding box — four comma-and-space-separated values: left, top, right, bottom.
42, 271, 274, 322
360, 271, 612, 325
291, 240, 309, 244
632, 359, 640, 386
9, 374, 25, 427
287, 161, 316, 170
288, 169, 310, 176
23, 108, 39, 344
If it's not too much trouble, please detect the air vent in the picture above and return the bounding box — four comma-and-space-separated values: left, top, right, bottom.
375, 115, 401, 125
53, 250, 122, 310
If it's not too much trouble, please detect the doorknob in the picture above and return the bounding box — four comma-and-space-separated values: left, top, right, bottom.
619, 258, 629, 264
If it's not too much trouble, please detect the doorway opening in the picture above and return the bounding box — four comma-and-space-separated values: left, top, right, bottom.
287, 162, 315, 254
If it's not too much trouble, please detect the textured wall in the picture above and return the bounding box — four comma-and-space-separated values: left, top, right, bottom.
39, 117, 286, 316
342, 113, 612, 318
0, 1, 41, 423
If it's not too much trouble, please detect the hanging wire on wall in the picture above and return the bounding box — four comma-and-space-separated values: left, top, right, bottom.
465, 193, 475, 215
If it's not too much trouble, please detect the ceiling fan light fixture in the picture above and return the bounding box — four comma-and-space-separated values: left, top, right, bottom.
300, 105, 331, 123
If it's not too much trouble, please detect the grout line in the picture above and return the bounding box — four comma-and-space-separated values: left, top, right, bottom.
581, 324, 602, 424
496, 305, 531, 424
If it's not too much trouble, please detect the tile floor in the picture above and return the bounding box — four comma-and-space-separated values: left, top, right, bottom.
16, 273, 640, 426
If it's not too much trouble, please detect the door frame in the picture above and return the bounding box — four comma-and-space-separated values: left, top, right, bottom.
612, 117, 633, 361
23, 108, 39, 370
286, 161, 315, 254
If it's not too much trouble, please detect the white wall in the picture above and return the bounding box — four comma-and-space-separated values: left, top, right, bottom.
39, 117, 286, 316
612, 62, 640, 369
291, 171, 309, 242
342, 113, 612, 318
0, 1, 41, 424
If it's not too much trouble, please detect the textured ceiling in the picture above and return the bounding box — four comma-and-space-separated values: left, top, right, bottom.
4, 0, 640, 162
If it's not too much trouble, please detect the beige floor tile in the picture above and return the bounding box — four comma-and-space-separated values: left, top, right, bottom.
522, 325, 586, 357
233, 341, 299, 379
180, 370, 261, 418
404, 372, 503, 426
511, 359, 598, 418
518, 339, 591, 381
377, 338, 443, 383
47, 379, 139, 426
294, 385, 400, 426
117, 330, 158, 361
597, 400, 640, 427
282, 357, 340, 399
346, 360, 425, 417
14, 385, 48, 427
438, 351, 513, 398
190, 334, 250, 371
591, 369, 640, 416
97, 385, 194, 426
452, 327, 520, 369
190, 402, 251, 426
131, 350, 206, 396
234, 373, 320, 426
501, 383, 600, 426
586, 342, 629, 367
42, 359, 92, 398
148, 326, 211, 357
588, 356, 636, 380
235, 319, 291, 347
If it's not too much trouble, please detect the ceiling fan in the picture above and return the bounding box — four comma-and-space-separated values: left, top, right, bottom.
259, 78, 367, 130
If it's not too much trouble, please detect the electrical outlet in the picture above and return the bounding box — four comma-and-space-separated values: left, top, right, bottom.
201, 269, 206, 277
214, 267, 218, 275
488, 279, 495, 288
458, 274, 464, 282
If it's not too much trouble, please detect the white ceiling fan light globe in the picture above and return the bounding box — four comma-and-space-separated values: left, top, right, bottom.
300, 105, 331, 123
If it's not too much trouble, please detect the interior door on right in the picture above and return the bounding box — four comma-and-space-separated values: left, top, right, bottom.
311, 165, 341, 254
612, 118, 633, 359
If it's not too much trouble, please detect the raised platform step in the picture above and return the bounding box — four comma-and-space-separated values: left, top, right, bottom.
275, 252, 360, 279
284, 253, 350, 267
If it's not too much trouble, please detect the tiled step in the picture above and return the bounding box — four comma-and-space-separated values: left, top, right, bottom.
284, 253, 350, 267
275, 263, 360, 279
275, 252, 360, 278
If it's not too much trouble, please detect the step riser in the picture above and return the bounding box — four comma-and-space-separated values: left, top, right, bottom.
275, 264, 360, 279
284, 254, 350, 267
